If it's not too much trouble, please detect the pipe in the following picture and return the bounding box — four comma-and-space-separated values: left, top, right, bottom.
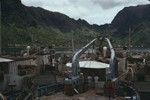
71, 38, 97, 76
105, 38, 118, 79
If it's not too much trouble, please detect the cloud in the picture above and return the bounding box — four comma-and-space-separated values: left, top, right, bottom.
22, 0, 45, 7
21, 0, 149, 25
91, 0, 123, 9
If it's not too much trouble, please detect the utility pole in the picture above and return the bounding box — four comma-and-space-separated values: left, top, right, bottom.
128, 28, 131, 55
71, 32, 75, 53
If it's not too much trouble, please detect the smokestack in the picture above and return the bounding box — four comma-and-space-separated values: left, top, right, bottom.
26, 46, 31, 56
103, 46, 107, 58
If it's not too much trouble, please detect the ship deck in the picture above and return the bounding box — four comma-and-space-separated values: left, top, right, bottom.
40, 89, 121, 100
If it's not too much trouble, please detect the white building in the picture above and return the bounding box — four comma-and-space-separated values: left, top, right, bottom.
0, 57, 37, 91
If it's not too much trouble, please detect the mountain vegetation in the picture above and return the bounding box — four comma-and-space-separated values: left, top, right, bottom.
1, 0, 102, 50
1, 0, 150, 53
110, 4, 150, 47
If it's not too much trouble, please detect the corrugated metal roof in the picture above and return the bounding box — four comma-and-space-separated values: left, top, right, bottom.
66, 61, 109, 69
0, 57, 13, 62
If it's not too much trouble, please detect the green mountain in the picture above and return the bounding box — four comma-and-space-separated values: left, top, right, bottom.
1, 0, 150, 53
110, 4, 150, 47
1, 0, 102, 50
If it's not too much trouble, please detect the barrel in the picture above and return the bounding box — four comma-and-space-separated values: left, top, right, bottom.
64, 84, 74, 96
64, 78, 74, 96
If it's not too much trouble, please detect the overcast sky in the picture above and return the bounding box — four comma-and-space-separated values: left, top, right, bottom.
21, 0, 149, 25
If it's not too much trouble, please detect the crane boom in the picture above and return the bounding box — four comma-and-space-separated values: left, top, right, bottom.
105, 38, 118, 79
71, 38, 97, 76
71, 37, 118, 80
65, 37, 118, 88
